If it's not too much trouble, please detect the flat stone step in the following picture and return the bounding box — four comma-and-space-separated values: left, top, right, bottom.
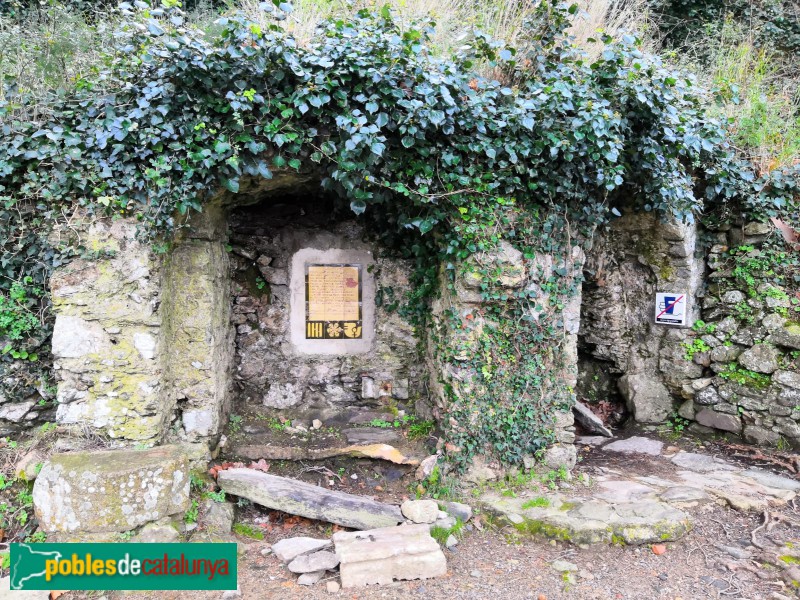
481, 492, 691, 545
343, 428, 400, 444
218, 468, 404, 530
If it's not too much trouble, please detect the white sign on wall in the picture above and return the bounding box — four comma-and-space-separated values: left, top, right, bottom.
655, 292, 688, 326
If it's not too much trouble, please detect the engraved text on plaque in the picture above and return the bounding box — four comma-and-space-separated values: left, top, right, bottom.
305, 264, 363, 339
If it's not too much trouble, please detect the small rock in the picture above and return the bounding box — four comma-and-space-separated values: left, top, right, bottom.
287, 550, 339, 574
272, 537, 332, 562
326, 580, 341, 593
415, 454, 438, 480
401, 499, 439, 524
550, 560, 578, 572
15, 450, 44, 481
443, 501, 473, 523
260, 546, 272, 557
578, 569, 594, 581
297, 570, 326, 585
431, 516, 456, 530
651, 544, 667, 555
470, 570, 481, 578
715, 544, 752, 560
312, 419, 323, 429
202, 499, 235, 534
132, 522, 180, 543
445, 534, 458, 549
221, 589, 241, 599
506, 513, 524, 525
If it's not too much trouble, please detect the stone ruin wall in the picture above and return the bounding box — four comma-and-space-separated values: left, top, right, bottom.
581, 212, 800, 447
29, 192, 578, 469
3, 196, 796, 455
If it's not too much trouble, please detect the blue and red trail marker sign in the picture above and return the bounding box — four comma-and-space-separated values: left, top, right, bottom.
655, 292, 688, 326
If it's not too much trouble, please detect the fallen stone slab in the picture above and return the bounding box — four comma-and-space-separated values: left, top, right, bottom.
217, 468, 403, 530
573, 401, 613, 437
232, 442, 418, 465
333, 524, 447, 588
593, 480, 657, 503
288, 550, 339, 574
33, 445, 189, 534
602, 437, 663, 456
272, 537, 333, 562
659, 486, 710, 504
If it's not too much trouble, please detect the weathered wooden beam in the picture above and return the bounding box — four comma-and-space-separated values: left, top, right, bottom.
217, 468, 404, 530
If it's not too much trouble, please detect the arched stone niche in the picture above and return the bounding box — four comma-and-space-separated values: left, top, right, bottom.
225, 192, 423, 429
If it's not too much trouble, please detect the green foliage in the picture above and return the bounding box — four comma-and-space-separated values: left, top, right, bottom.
691, 320, 716, 334
430, 517, 464, 545
232, 522, 264, 540
408, 419, 435, 440
667, 412, 690, 436
0, 0, 796, 468
203, 490, 225, 502
521, 496, 551, 509
682, 338, 710, 361
718, 363, 772, 389
184, 499, 199, 524
24, 530, 46, 543
651, 0, 800, 57
227, 414, 243, 434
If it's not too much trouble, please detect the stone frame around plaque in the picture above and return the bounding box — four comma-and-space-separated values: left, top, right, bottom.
290, 247, 375, 355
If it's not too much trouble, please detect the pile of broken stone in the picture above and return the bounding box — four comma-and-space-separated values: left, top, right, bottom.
265, 499, 472, 590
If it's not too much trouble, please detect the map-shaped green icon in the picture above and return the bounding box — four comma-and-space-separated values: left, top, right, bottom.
10, 543, 62, 590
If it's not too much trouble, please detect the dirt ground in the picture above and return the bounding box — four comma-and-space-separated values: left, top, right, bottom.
59, 433, 800, 600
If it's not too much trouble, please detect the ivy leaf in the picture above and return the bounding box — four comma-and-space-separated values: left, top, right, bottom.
222, 178, 240, 193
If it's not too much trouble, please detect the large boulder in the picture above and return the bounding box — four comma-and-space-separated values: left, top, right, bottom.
618, 374, 673, 423
33, 445, 189, 534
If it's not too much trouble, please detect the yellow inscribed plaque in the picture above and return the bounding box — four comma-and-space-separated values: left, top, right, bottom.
305, 264, 362, 339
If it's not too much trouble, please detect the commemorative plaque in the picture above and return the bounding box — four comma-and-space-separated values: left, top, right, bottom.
305, 264, 363, 339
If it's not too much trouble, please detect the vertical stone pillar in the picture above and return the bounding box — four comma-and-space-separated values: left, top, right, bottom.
160, 204, 234, 446
427, 235, 582, 475
50, 219, 166, 442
